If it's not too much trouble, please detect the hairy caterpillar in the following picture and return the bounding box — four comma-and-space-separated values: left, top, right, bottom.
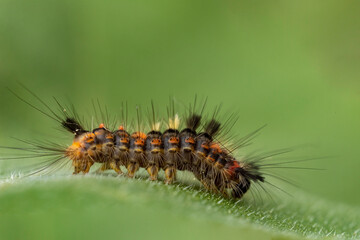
2, 85, 311, 200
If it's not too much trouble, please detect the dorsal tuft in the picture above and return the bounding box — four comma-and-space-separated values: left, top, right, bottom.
186, 114, 201, 131
168, 114, 180, 129
204, 119, 221, 136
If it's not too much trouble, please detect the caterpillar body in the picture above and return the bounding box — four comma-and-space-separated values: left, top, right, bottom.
55, 112, 262, 199
4, 87, 299, 200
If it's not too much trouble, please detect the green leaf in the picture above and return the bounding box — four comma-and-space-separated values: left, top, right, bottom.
0, 175, 358, 240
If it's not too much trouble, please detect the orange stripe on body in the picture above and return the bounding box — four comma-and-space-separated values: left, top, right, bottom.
169, 137, 179, 144
185, 137, 195, 144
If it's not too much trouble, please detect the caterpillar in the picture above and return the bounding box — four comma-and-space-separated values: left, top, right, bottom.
2, 85, 307, 200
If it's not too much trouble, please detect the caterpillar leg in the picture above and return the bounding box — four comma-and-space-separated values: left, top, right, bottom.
73, 160, 91, 174
83, 161, 94, 173
73, 165, 81, 175
109, 161, 123, 174
117, 156, 128, 170
147, 164, 159, 181
127, 161, 139, 178
96, 162, 110, 173
200, 179, 211, 190
231, 180, 251, 199
217, 183, 229, 198
164, 166, 176, 184
96, 161, 123, 175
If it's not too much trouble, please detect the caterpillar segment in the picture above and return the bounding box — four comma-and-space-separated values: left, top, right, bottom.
145, 130, 163, 181
178, 114, 201, 172
162, 114, 181, 184
233, 160, 265, 197
202, 143, 226, 193
113, 125, 131, 172
193, 119, 221, 189
93, 124, 122, 174
192, 132, 210, 182
224, 160, 252, 198
162, 129, 180, 184
127, 131, 147, 178
65, 132, 96, 174
209, 152, 230, 194
145, 102, 164, 181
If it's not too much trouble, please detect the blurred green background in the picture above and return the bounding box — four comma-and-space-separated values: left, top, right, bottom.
0, 0, 359, 239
